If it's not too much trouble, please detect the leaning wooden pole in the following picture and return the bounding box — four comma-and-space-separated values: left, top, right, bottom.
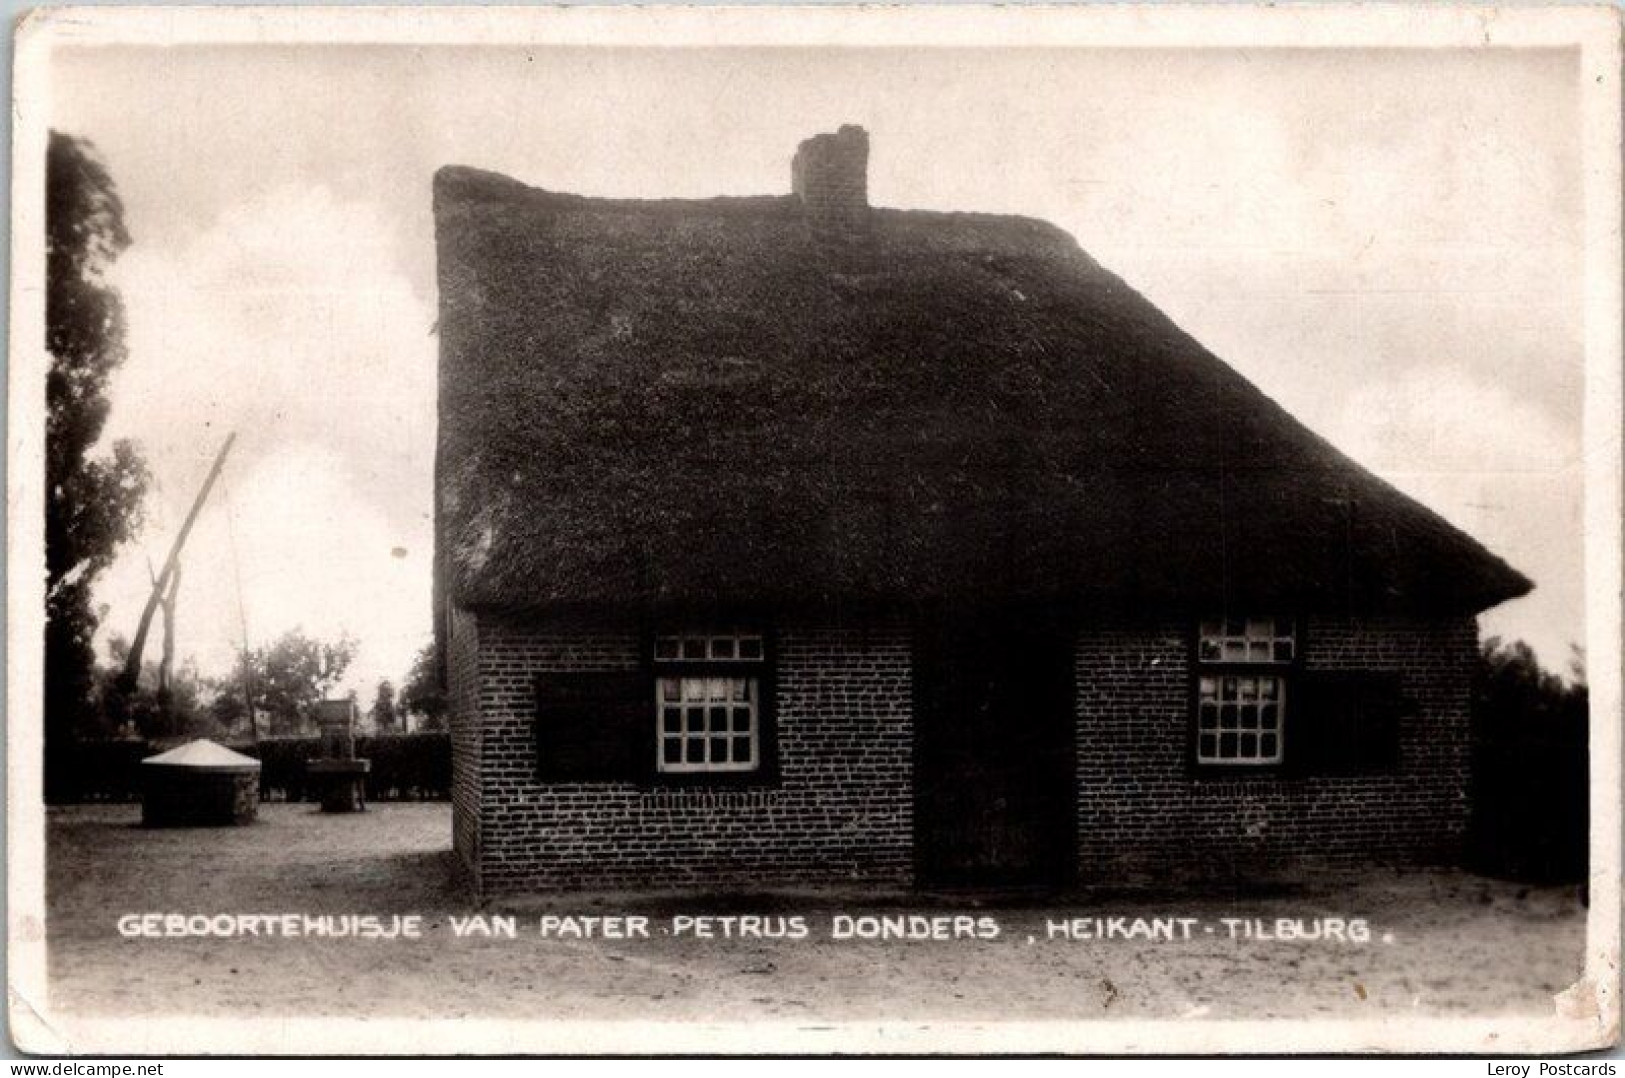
223, 482, 260, 745
117, 432, 236, 695
158, 560, 180, 697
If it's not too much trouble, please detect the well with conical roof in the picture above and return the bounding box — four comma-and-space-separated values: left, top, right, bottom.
141, 738, 261, 827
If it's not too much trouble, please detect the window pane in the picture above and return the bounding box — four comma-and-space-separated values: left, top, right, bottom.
1196, 667, 1285, 764
1198, 616, 1295, 665
656, 632, 765, 664
653, 641, 762, 773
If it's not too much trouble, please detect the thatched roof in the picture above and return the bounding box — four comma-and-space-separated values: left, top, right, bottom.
432, 132, 1530, 622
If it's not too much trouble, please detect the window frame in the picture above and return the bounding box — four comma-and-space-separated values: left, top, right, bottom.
644, 629, 779, 787
1187, 616, 1302, 776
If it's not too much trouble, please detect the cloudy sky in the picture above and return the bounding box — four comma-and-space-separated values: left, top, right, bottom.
50, 44, 1585, 694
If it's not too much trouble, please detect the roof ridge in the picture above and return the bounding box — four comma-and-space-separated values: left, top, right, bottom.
431, 163, 1085, 246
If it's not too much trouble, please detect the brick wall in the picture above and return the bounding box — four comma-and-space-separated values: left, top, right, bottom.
451, 607, 1478, 893
446, 605, 482, 888
460, 612, 913, 895
792, 125, 869, 239
1073, 614, 1478, 880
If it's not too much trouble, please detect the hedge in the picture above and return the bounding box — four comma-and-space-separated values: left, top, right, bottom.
1468, 734, 1588, 883
59, 733, 451, 803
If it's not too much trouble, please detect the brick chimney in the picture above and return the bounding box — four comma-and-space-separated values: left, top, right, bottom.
792, 125, 869, 238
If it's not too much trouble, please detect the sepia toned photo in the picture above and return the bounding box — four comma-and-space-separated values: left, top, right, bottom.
7, 4, 1621, 1057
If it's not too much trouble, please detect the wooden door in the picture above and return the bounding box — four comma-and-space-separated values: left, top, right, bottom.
914, 611, 1076, 888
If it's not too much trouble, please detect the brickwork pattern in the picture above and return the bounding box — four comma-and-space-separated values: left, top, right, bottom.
450, 608, 1478, 892
461, 614, 913, 895
446, 605, 483, 887
791, 125, 869, 239
1073, 614, 1478, 880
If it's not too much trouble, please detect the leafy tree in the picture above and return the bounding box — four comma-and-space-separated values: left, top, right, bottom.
400, 643, 447, 732
213, 628, 359, 736
45, 131, 151, 797
369, 679, 398, 733
206, 670, 255, 741
97, 636, 210, 740
1475, 637, 1587, 740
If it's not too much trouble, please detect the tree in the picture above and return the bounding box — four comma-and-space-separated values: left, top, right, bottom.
399, 643, 447, 732
1475, 636, 1588, 738
213, 628, 358, 737
97, 636, 209, 741
1470, 637, 1589, 882
45, 131, 150, 797
369, 680, 397, 734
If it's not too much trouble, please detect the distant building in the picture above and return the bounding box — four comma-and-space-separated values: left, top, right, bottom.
432, 127, 1529, 897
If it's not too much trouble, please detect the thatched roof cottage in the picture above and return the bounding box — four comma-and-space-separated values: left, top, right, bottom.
434, 126, 1529, 895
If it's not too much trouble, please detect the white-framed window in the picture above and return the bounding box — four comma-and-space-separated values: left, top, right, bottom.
1195, 616, 1295, 766
1197, 675, 1285, 765
653, 632, 763, 773
1198, 617, 1296, 664
653, 632, 764, 663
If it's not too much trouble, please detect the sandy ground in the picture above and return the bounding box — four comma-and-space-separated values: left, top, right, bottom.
43, 803, 1586, 1023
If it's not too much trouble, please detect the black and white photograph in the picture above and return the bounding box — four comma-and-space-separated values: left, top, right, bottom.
7, 4, 1621, 1057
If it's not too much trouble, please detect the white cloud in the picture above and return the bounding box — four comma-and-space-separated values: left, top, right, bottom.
94, 186, 436, 694
1322, 364, 1577, 476
1314, 366, 1584, 673
62, 45, 1582, 686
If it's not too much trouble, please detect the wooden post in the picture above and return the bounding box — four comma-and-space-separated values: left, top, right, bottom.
158, 560, 180, 698
239, 645, 260, 745
118, 433, 235, 695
